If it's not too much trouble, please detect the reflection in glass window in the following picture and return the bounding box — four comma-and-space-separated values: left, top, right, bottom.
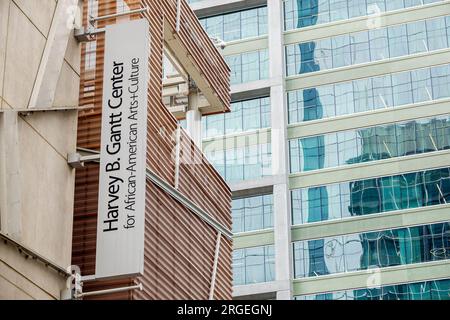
204, 143, 272, 183
295, 279, 450, 300
293, 222, 450, 278
233, 245, 275, 286
285, 16, 450, 76
392, 72, 413, 106
388, 24, 409, 58
203, 97, 270, 138
225, 49, 269, 85
292, 167, 450, 225
200, 6, 267, 42
369, 28, 389, 61
288, 64, 450, 124
232, 194, 273, 233
289, 115, 450, 173
283, 0, 443, 31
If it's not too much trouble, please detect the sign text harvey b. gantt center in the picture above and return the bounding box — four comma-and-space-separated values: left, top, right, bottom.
96, 19, 149, 279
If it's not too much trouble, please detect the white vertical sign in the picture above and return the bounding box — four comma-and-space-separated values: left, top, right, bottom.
96, 19, 149, 279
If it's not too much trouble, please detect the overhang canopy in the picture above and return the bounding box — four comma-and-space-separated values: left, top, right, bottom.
160, 0, 231, 116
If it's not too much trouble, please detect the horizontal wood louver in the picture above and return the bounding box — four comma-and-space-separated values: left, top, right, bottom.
72, 0, 232, 300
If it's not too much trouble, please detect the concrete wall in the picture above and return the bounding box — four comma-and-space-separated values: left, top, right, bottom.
0, 0, 80, 299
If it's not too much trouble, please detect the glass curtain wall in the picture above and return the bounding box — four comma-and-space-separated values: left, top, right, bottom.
289, 115, 450, 173
295, 279, 450, 300
200, 6, 268, 42
288, 64, 450, 124
233, 194, 274, 233
233, 245, 275, 285
292, 167, 450, 225
286, 16, 450, 76
203, 97, 271, 138
293, 222, 450, 278
284, 0, 443, 31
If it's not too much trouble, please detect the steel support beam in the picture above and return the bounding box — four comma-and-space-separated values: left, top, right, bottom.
209, 232, 222, 300
174, 124, 182, 189
146, 169, 233, 239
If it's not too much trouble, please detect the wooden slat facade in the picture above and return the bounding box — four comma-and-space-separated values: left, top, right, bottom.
72, 0, 232, 300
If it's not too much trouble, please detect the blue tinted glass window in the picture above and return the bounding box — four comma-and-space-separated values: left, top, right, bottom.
329, 0, 348, 21
387, 0, 407, 11
392, 71, 413, 106
388, 24, 409, 58
205, 143, 271, 183
226, 147, 244, 181
246, 247, 269, 284
232, 194, 273, 233
223, 12, 240, 42
350, 31, 370, 65
407, 20, 428, 54
242, 99, 260, 131
353, 78, 374, 113
260, 97, 271, 128
334, 82, 354, 116
288, 64, 450, 125
242, 51, 260, 83
286, 16, 450, 76
426, 17, 448, 51
332, 34, 351, 68
241, 9, 258, 39
411, 68, 433, 103
225, 102, 242, 135
226, 55, 242, 85
300, 136, 325, 171
258, 7, 268, 35
284, 0, 444, 31
348, 0, 367, 18
200, 6, 268, 41
206, 15, 223, 39
293, 222, 450, 278
295, 279, 450, 300
225, 49, 269, 85
290, 115, 450, 173
369, 28, 389, 61
372, 74, 393, 109
431, 65, 450, 99
316, 38, 333, 71
203, 97, 271, 138
435, 117, 450, 150
299, 42, 317, 74
233, 245, 275, 285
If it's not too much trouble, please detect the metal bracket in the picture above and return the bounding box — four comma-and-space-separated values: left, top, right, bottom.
67, 152, 100, 168
74, 26, 105, 42
209, 36, 227, 50
74, 283, 143, 299
0, 106, 79, 117
90, 7, 149, 23
74, 7, 149, 43
66, 273, 143, 299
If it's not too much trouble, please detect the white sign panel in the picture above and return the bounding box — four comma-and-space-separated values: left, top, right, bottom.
96, 19, 149, 279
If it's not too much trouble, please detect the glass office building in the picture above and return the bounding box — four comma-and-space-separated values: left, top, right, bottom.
188, 0, 450, 300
